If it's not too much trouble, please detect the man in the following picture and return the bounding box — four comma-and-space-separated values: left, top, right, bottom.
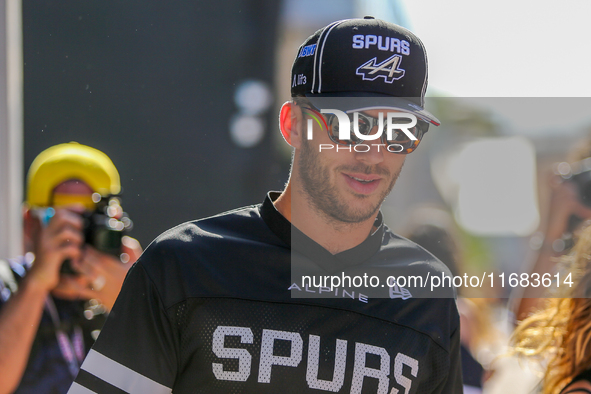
70, 18, 462, 393
0, 142, 141, 393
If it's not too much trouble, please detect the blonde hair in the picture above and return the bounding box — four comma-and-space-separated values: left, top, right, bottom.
512, 224, 591, 394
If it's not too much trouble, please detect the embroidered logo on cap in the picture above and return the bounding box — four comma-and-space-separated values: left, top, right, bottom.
298, 44, 317, 58
356, 54, 405, 83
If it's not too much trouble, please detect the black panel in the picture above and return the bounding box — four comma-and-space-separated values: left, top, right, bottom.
23, 0, 287, 246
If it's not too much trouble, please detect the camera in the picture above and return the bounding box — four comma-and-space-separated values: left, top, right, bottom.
556, 158, 591, 208
60, 195, 133, 275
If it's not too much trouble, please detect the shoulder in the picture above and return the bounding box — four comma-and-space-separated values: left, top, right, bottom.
561, 380, 591, 394
381, 228, 455, 275
373, 229, 458, 300
563, 370, 591, 394
129, 204, 283, 305
143, 204, 265, 255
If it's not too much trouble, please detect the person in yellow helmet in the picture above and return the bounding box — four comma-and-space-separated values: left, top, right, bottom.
0, 142, 142, 394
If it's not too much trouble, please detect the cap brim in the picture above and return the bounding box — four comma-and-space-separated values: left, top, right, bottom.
303, 93, 440, 126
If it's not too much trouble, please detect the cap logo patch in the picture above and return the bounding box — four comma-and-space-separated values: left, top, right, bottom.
292, 74, 307, 88
298, 44, 317, 58
352, 34, 410, 55
356, 54, 405, 83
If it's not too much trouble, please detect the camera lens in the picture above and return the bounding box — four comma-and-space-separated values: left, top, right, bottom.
60, 259, 78, 275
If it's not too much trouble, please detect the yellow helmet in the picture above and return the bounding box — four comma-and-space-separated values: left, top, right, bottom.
26, 142, 121, 208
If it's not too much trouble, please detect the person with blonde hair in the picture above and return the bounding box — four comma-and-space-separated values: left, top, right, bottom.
512, 223, 591, 394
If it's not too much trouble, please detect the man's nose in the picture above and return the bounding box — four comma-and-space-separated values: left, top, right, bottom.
353, 141, 385, 165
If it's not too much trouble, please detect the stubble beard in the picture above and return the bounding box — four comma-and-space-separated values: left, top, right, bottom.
297, 138, 401, 227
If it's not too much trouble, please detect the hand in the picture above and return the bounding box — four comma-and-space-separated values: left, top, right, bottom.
51, 236, 142, 310
26, 209, 84, 293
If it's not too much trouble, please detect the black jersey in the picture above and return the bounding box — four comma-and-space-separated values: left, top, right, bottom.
69, 193, 462, 393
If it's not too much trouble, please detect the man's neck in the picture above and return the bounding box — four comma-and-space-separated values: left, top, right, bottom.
273, 183, 378, 255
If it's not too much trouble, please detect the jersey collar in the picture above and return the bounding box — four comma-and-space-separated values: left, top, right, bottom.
260, 191, 385, 271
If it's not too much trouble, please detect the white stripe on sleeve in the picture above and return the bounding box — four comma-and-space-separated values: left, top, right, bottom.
77, 349, 172, 394
67, 382, 97, 394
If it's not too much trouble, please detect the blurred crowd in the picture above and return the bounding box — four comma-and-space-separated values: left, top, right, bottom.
403, 135, 591, 394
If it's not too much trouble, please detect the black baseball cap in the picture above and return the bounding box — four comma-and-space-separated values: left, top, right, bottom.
291, 16, 440, 126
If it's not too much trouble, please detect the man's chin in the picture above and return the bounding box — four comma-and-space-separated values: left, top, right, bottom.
328, 199, 381, 224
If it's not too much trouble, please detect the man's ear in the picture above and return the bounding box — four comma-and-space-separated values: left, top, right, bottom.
279, 101, 302, 149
